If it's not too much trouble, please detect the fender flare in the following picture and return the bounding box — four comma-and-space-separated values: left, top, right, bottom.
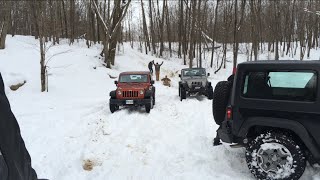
109, 90, 116, 98
239, 117, 320, 160
207, 82, 212, 88
144, 90, 153, 98
180, 82, 188, 89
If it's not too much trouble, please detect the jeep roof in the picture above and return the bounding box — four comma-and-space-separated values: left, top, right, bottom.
181, 67, 206, 71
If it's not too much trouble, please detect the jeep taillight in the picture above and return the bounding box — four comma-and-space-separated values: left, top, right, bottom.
232, 67, 237, 75
226, 106, 232, 120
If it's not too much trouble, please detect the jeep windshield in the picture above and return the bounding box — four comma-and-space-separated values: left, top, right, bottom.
119, 74, 148, 83
182, 68, 206, 76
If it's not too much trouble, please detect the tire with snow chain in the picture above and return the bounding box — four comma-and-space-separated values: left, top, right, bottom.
246, 132, 306, 180
212, 81, 232, 125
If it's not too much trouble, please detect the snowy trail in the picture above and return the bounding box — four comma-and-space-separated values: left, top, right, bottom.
1, 36, 320, 180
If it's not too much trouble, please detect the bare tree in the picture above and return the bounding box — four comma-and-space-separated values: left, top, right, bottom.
91, 0, 131, 68
0, 0, 10, 49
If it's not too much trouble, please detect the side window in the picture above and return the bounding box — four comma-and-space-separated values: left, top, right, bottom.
243, 71, 317, 101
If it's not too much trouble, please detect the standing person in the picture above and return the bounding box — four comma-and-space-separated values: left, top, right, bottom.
154, 61, 164, 81
0, 74, 47, 180
148, 60, 154, 75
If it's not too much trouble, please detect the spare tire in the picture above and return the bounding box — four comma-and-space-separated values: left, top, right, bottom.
212, 81, 232, 125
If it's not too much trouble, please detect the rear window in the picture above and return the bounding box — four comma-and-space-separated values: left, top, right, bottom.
242, 71, 317, 101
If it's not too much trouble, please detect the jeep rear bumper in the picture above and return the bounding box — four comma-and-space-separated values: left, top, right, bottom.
217, 120, 234, 143
110, 98, 151, 106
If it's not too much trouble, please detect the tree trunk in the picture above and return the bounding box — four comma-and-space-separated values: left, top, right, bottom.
140, 0, 150, 54
0, 2, 10, 49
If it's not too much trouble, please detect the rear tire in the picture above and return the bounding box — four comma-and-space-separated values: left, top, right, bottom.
212, 81, 232, 125
246, 132, 306, 180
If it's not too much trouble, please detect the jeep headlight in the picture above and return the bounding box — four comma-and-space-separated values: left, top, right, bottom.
140, 90, 144, 95
117, 90, 122, 95
149, 86, 152, 91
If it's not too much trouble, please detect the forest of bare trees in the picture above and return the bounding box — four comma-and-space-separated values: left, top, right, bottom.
1, 0, 320, 72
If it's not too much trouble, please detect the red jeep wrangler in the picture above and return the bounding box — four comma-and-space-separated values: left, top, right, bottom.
109, 71, 155, 113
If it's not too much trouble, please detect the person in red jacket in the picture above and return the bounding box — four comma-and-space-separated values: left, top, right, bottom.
0, 74, 47, 180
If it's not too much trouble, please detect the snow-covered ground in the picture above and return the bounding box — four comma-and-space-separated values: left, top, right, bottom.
1, 36, 320, 180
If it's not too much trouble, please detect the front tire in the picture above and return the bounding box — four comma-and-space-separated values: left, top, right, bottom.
152, 88, 156, 105
110, 103, 117, 113
246, 132, 306, 180
145, 97, 153, 113
207, 86, 213, 100
180, 87, 186, 101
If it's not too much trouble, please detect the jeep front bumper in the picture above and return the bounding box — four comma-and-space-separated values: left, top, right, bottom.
187, 86, 207, 93
109, 98, 151, 106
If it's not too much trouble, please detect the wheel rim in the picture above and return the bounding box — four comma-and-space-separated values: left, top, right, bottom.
257, 143, 293, 176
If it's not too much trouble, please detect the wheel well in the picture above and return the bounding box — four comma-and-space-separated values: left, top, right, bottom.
247, 126, 304, 146
246, 125, 316, 164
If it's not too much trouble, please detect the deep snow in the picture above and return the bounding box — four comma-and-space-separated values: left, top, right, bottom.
1, 36, 320, 180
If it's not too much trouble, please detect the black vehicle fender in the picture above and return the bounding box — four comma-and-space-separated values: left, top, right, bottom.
239, 117, 320, 160
180, 82, 188, 89
144, 90, 153, 98
109, 90, 116, 98
207, 81, 212, 87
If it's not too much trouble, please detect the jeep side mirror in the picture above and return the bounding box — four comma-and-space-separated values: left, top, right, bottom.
207, 73, 210, 76
114, 81, 118, 85
179, 74, 181, 78
151, 80, 155, 84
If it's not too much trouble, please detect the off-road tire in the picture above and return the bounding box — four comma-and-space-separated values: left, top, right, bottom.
110, 103, 117, 113
180, 87, 186, 101
152, 88, 156, 105
246, 132, 306, 180
145, 97, 153, 113
212, 81, 232, 125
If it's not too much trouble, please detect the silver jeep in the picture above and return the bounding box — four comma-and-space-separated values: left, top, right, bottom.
178, 68, 213, 101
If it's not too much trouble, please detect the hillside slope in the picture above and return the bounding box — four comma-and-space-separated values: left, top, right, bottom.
0, 36, 319, 180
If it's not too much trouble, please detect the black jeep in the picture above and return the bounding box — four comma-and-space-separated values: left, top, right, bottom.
213, 61, 320, 180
